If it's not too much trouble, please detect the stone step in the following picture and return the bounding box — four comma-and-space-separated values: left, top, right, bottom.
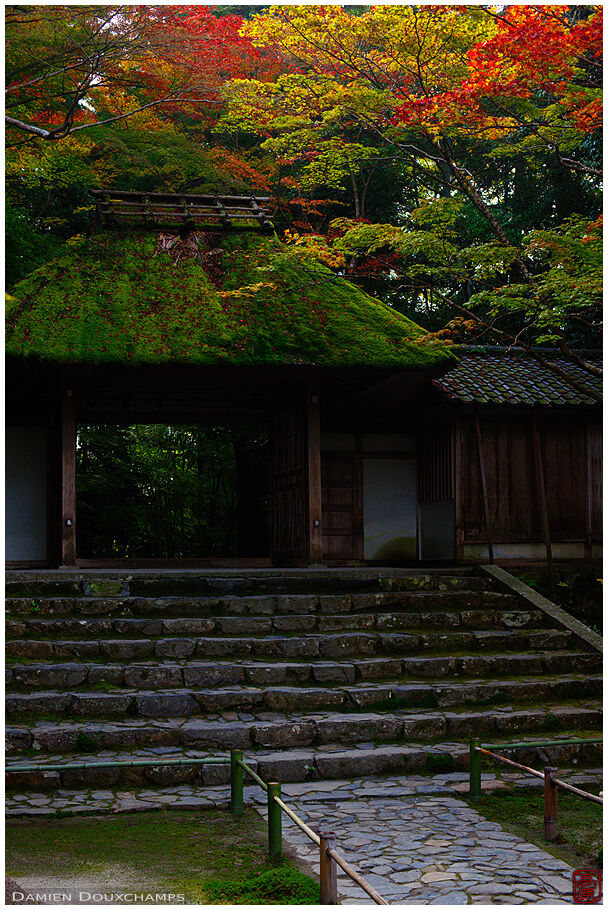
7, 651, 600, 691
5, 569, 491, 599
5, 741, 603, 793
6, 702, 602, 755
5, 589, 518, 619
5, 605, 548, 641
5, 675, 601, 720
5, 628, 574, 662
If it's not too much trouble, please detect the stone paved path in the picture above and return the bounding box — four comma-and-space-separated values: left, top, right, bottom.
251, 783, 575, 904
7, 772, 598, 903
6, 767, 601, 818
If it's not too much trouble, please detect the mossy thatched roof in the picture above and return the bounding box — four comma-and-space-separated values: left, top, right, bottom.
6, 231, 454, 369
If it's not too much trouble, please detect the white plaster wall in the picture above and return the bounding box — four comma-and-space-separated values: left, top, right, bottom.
363, 458, 417, 560
6, 426, 48, 561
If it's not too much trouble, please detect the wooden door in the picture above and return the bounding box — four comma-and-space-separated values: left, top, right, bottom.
419, 425, 455, 560
321, 454, 363, 561
270, 405, 308, 564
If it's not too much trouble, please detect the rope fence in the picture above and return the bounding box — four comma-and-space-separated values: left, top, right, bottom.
470, 737, 603, 842
230, 749, 387, 904
10, 738, 601, 903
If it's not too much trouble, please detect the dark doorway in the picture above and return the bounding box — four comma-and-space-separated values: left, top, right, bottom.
76, 424, 269, 559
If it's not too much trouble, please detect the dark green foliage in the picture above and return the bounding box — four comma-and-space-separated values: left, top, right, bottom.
5, 205, 63, 289
517, 570, 603, 634
7, 230, 455, 368
206, 864, 321, 904
425, 753, 454, 774
75, 732, 97, 753
77, 424, 268, 559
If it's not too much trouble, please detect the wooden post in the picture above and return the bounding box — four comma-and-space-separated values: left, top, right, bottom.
60, 388, 77, 566
307, 382, 324, 565
320, 831, 338, 905
532, 417, 553, 574
475, 416, 494, 564
544, 765, 559, 841
585, 420, 593, 561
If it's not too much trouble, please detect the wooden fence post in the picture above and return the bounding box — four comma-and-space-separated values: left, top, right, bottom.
544, 766, 559, 841
60, 387, 77, 566
320, 831, 338, 905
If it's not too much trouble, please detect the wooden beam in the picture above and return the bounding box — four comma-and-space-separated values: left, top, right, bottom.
61, 388, 77, 566
307, 382, 324, 564
532, 416, 553, 574
475, 415, 494, 564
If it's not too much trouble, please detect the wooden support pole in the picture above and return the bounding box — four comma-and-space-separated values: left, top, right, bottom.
532, 417, 553, 574
307, 382, 324, 565
475, 416, 494, 564
585, 420, 593, 561
544, 766, 559, 842
320, 831, 338, 905
60, 388, 77, 566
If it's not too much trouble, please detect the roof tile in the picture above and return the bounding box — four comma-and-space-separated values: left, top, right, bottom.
434, 351, 602, 407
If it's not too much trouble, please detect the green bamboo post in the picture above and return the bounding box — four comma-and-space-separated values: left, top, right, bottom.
267, 782, 282, 857
230, 750, 244, 816
470, 738, 482, 800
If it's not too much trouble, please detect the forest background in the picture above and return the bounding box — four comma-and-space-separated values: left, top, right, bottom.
5, 4, 603, 558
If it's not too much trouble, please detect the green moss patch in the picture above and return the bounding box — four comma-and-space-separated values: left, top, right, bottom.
464, 788, 602, 870
206, 865, 320, 904
6, 231, 455, 368
5, 809, 319, 905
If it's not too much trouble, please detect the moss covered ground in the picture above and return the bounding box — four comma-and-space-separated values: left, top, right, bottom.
5, 809, 320, 905
465, 788, 602, 871
6, 230, 455, 369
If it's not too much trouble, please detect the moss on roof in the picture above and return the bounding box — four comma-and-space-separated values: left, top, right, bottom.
6, 231, 455, 369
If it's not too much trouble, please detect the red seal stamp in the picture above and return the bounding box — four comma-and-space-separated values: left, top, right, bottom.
573, 869, 602, 904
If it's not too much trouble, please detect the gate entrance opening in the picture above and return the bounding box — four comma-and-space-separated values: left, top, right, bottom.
76, 423, 269, 562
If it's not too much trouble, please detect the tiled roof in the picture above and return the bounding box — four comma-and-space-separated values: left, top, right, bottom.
434, 349, 602, 407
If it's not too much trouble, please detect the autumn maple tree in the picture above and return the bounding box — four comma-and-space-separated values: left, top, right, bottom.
5, 4, 603, 385
217, 5, 601, 374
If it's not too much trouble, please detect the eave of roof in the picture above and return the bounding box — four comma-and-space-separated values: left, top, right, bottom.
434, 347, 602, 407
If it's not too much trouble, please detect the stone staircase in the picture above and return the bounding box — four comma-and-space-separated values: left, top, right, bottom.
5, 568, 602, 800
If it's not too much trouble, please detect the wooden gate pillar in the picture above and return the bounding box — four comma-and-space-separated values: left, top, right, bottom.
269, 381, 324, 566
307, 382, 323, 564
60, 388, 77, 566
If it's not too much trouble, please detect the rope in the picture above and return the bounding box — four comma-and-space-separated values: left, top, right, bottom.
273, 795, 321, 846
6, 756, 229, 773
553, 778, 603, 805
476, 747, 544, 779
237, 759, 268, 792
327, 848, 389, 905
